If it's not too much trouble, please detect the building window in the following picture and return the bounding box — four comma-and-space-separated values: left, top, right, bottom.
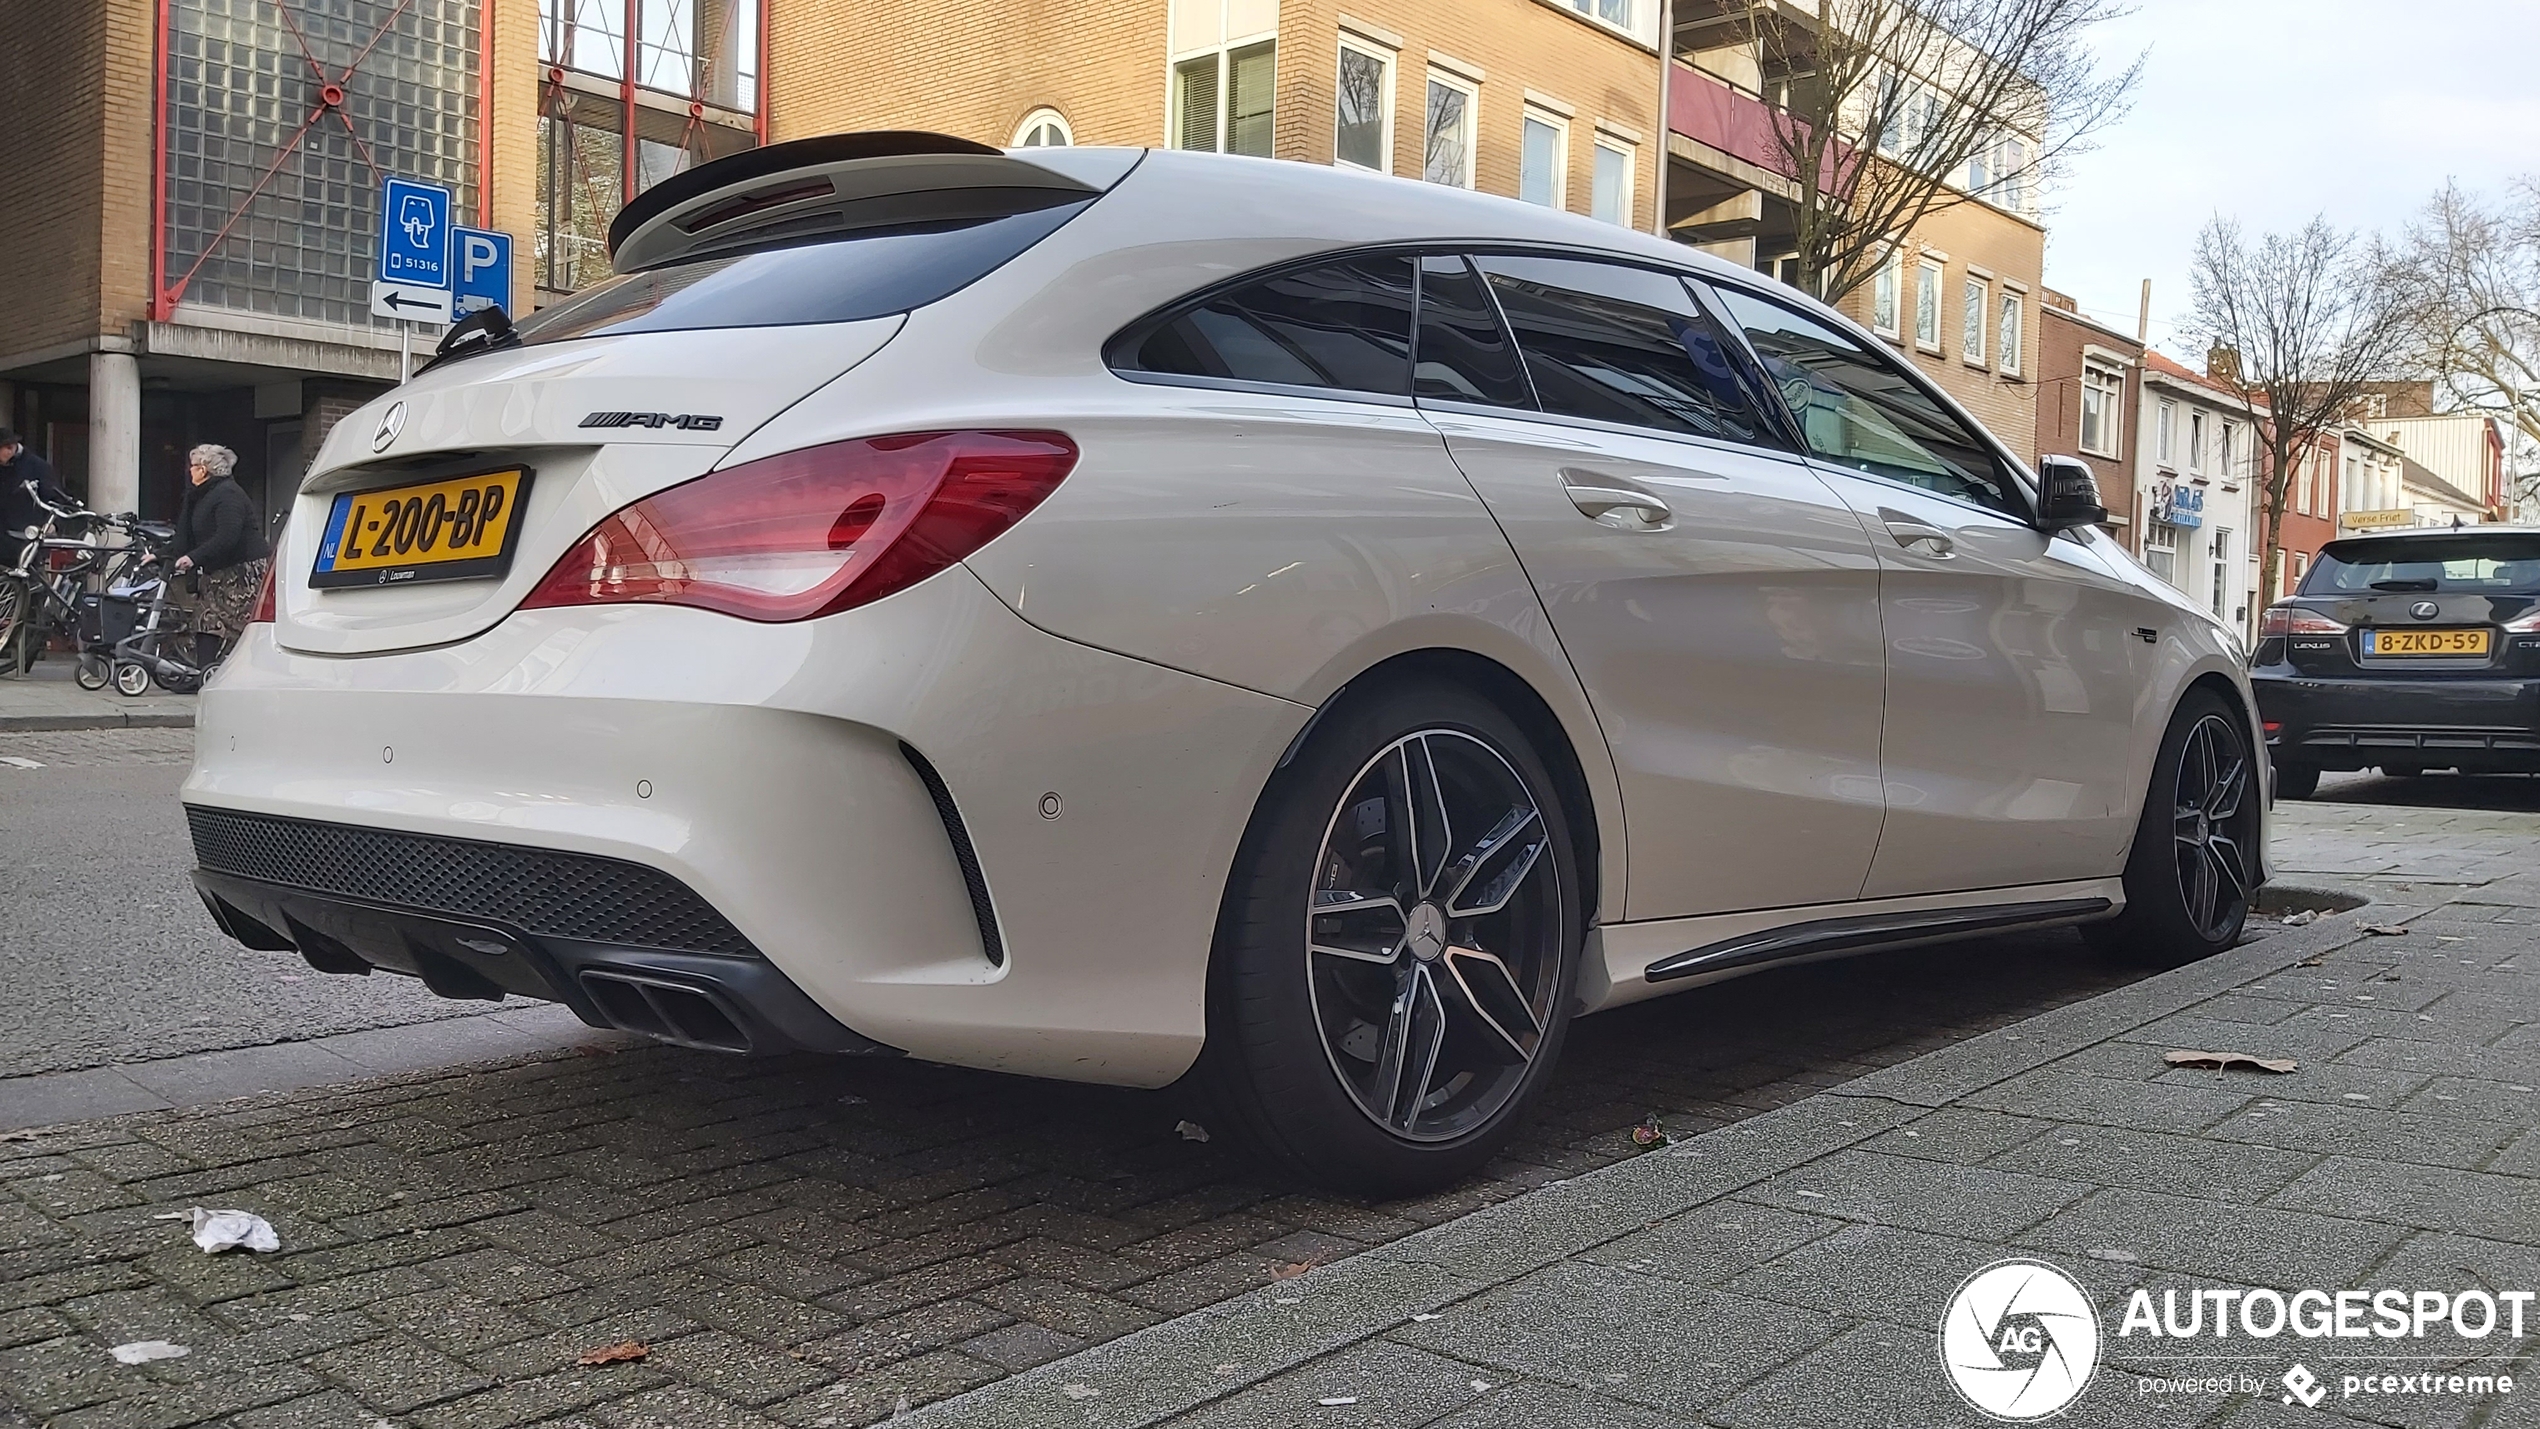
2287, 551, 2306, 597
2080, 363, 2122, 458
1424, 72, 1477, 187
1565, 0, 1651, 42
1335, 39, 1392, 171
1174, 39, 1277, 157
1520, 110, 1567, 208
1013, 108, 1072, 147
2188, 409, 2208, 474
2144, 521, 2178, 585
1914, 257, 1943, 348
1961, 275, 1987, 365
1996, 138, 2028, 213
1590, 139, 1632, 225
1872, 249, 1900, 336
2219, 420, 2238, 480
2156, 399, 2175, 467
2210, 527, 2231, 618
1998, 290, 2022, 376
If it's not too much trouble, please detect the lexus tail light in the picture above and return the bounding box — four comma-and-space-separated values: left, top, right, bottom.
2256, 604, 2346, 640
523, 430, 1077, 622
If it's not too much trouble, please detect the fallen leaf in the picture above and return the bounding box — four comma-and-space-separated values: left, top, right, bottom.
2297, 953, 2327, 967
2281, 910, 2320, 927
1174, 1119, 1210, 1143
577, 1340, 649, 1366
109, 1340, 188, 1365
0, 1129, 40, 1143
1630, 1116, 1669, 1149
2164, 1048, 2298, 1074
1270, 1261, 1316, 1280
2357, 923, 2410, 937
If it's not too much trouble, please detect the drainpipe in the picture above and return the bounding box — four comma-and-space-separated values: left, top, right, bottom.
1652, 0, 1673, 240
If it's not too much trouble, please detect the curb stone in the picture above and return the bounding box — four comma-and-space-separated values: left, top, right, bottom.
890, 905, 2409, 1429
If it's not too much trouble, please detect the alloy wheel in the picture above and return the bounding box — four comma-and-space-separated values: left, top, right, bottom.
2172, 713, 2254, 942
1304, 729, 1563, 1143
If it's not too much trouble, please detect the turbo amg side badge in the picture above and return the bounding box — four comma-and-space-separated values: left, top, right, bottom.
579, 411, 725, 431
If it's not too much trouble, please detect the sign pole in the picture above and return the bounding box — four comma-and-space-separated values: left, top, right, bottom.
400, 323, 412, 384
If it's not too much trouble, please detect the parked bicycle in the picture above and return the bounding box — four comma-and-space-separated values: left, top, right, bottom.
0, 480, 118, 678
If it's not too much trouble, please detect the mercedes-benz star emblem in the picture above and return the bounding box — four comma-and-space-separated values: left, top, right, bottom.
372, 401, 405, 453
2410, 600, 2440, 620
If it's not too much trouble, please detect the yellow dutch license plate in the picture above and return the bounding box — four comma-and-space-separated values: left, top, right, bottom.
2365, 627, 2490, 657
310, 468, 530, 589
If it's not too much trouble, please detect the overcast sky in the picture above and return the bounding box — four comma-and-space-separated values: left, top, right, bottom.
2043, 0, 2540, 361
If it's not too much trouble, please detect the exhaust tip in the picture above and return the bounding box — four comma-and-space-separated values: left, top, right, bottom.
579, 970, 754, 1053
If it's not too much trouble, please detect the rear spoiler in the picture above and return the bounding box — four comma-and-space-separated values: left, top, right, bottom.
607, 131, 1112, 272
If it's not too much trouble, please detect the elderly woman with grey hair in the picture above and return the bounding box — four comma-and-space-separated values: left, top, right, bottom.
170, 442, 270, 658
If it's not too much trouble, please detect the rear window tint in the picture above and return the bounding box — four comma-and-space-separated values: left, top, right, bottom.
2302, 534, 2540, 595
510, 203, 1092, 345
1478, 254, 1765, 444
1117, 256, 1416, 398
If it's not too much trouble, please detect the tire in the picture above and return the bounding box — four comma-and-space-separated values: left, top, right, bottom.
0, 578, 27, 676
2086, 690, 2261, 967
113, 661, 152, 697
1195, 680, 1583, 1195
74, 654, 110, 691
2273, 762, 2319, 802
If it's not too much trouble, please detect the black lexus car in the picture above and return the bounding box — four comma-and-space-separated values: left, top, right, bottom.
2253, 527, 2540, 799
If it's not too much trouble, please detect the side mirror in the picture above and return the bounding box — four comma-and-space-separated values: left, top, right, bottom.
2037, 454, 2108, 532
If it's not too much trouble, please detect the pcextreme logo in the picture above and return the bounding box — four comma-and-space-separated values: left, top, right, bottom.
1940, 1258, 2103, 1420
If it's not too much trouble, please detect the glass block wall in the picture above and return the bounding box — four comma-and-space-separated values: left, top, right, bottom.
163, 0, 482, 330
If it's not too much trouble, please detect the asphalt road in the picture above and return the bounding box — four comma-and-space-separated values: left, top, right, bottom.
0, 727, 493, 1078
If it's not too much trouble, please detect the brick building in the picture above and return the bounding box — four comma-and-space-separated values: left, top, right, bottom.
2030, 290, 2140, 539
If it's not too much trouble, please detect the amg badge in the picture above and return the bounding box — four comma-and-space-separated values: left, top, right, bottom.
579, 411, 725, 431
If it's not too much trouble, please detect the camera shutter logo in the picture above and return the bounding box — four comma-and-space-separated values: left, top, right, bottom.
1939, 1259, 2101, 1420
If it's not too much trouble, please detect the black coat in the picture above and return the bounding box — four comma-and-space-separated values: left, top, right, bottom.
173, 474, 269, 572
1, 448, 73, 535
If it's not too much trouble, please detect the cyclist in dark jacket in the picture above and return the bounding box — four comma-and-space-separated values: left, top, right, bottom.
1, 427, 75, 570
170, 444, 270, 660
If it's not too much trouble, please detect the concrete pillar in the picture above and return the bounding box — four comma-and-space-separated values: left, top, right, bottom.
88, 352, 142, 516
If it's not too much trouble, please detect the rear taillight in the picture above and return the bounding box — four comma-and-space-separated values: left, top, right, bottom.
522, 430, 1077, 622
2257, 604, 2346, 640
249, 564, 276, 624
2505, 608, 2540, 633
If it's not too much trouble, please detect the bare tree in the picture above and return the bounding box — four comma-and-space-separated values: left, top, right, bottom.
2187, 216, 2415, 602
1695, 0, 2140, 302
2395, 178, 2540, 498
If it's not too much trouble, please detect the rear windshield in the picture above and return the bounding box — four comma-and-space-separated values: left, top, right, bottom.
2301, 534, 2540, 595
509, 203, 1092, 346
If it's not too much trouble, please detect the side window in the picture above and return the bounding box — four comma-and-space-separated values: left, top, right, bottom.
1120, 255, 1416, 397
1412, 254, 1532, 408
1709, 284, 2024, 518
1474, 254, 1766, 444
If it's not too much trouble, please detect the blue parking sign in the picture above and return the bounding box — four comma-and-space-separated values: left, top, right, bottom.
453, 227, 513, 315
378, 177, 451, 287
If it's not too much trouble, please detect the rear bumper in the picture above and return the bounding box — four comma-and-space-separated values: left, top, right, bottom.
2252, 671, 2540, 771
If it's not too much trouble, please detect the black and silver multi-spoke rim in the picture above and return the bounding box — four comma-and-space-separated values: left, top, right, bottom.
1304, 729, 1562, 1144
2173, 713, 2253, 942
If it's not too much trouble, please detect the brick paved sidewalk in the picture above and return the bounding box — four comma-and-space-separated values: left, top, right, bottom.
0, 797, 2527, 1428
907, 877, 2538, 1429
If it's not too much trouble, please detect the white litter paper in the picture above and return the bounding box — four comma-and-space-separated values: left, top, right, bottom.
185, 1207, 280, 1253
109, 1340, 189, 1364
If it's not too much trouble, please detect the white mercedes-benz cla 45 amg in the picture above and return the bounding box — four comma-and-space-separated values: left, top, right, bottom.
185, 133, 2265, 1193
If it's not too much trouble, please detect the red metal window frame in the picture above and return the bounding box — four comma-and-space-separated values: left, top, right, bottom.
148, 0, 485, 322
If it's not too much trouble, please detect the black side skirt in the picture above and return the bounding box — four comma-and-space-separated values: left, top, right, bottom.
1643, 897, 2115, 984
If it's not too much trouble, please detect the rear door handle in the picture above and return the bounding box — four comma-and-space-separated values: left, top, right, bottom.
1560, 470, 1672, 528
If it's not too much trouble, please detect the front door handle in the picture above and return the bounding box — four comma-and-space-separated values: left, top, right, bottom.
1879, 511, 1955, 558
1561, 470, 1672, 528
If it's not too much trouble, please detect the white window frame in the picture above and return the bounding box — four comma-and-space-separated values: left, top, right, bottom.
1423, 68, 1479, 189
1914, 256, 1944, 351
1554, 0, 1654, 45
1589, 134, 1633, 226
2156, 399, 2176, 467
1961, 273, 1988, 367
1520, 106, 1569, 209
1872, 248, 1901, 337
2219, 420, 2239, 483
1334, 36, 1395, 173
1011, 108, 1072, 148
2189, 409, 2208, 475
1997, 288, 2022, 376
1171, 34, 1278, 156
2080, 362, 2123, 459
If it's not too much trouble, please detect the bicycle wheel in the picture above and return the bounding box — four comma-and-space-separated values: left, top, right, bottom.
0, 578, 27, 675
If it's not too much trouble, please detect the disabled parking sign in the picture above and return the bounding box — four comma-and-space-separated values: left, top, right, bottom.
377, 177, 451, 287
